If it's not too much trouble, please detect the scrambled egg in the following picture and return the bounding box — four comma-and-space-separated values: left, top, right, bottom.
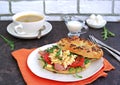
49, 49, 77, 68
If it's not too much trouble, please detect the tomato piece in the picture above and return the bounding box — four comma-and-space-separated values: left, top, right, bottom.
70, 56, 84, 67
39, 51, 51, 64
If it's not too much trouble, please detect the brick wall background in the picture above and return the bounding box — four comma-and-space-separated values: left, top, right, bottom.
0, 0, 120, 21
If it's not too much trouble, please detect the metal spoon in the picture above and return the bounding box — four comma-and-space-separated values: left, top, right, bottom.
37, 25, 45, 39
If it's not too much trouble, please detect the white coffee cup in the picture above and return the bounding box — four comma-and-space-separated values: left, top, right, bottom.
12, 11, 45, 35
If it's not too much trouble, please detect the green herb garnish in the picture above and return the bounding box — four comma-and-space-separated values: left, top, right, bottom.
56, 49, 62, 60
84, 58, 90, 64
69, 67, 83, 78
43, 62, 47, 69
74, 67, 83, 78
38, 56, 44, 61
74, 73, 83, 78
69, 68, 75, 73
56, 49, 61, 56
76, 67, 82, 72
38, 57, 47, 68
46, 48, 54, 53
52, 65, 54, 70
46, 45, 59, 53
0, 34, 14, 50
73, 67, 83, 78
102, 27, 115, 40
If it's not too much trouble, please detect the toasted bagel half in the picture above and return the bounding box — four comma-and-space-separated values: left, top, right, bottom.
57, 36, 103, 59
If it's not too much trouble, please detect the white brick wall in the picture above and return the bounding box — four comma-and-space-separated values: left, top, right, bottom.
11, 1, 43, 13
114, 1, 120, 14
79, 0, 112, 14
0, 1, 10, 14
45, 0, 77, 14
0, 0, 120, 21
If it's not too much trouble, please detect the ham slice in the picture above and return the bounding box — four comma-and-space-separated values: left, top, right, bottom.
54, 63, 66, 71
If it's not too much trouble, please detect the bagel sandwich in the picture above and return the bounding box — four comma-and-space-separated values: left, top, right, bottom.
38, 36, 103, 74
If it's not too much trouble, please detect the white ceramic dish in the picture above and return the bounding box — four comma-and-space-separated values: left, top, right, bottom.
27, 43, 104, 82
86, 19, 107, 29
7, 21, 52, 39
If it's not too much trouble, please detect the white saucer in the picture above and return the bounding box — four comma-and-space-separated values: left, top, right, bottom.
7, 22, 52, 39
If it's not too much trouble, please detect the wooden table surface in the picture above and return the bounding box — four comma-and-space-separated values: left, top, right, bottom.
0, 21, 120, 85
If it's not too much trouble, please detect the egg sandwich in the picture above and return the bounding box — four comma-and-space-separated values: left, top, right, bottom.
38, 36, 103, 74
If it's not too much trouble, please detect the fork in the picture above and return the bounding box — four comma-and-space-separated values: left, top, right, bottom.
89, 35, 120, 56
89, 35, 120, 62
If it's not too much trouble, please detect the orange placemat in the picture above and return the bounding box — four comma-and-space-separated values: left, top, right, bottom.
11, 48, 115, 85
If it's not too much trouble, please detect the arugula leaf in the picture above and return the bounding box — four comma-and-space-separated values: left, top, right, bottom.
74, 73, 83, 78
73, 67, 83, 78
38, 57, 47, 69
69, 68, 75, 73
46, 48, 54, 53
43, 62, 47, 69
38, 56, 44, 61
56, 49, 61, 56
69, 67, 83, 78
46, 45, 59, 53
102, 27, 108, 40
108, 30, 115, 37
84, 58, 90, 64
0, 34, 15, 50
55, 49, 62, 60
102, 27, 115, 40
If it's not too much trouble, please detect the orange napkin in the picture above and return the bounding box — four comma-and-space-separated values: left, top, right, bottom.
12, 48, 115, 85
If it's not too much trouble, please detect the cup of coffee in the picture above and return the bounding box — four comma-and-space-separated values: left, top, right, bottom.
12, 11, 45, 35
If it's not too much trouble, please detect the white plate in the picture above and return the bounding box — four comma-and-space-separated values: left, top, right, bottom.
27, 43, 104, 82
7, 21, 52, 39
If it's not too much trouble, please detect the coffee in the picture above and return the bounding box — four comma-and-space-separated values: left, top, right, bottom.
15, 14, 44, 22
13, 11, 45, 34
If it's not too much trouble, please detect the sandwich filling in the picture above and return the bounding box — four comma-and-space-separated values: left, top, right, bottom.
38, 36, 103, 74
39, 45, 92, 73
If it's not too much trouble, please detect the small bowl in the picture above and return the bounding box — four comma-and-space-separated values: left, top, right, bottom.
86, 19, 107, 29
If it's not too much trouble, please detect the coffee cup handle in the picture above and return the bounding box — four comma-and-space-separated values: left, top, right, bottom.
14, 24, 26, 35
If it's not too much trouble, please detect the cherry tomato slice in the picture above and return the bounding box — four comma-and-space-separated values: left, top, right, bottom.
70, 57, 84, 67
39, 51, 51, 64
